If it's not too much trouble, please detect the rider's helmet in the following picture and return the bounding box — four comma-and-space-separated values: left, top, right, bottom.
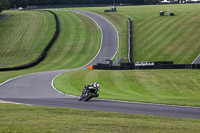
93, 82, 99, 90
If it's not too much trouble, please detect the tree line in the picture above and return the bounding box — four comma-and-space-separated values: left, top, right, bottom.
1, 0, 159, 12
28, 0, 147, 5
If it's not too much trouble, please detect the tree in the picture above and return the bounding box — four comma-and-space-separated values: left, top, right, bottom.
0, 0, 10, 12
15, 0, 29, 8
9, 0, 16, 8
9, 0, 29, 8
0, 1, 3, 12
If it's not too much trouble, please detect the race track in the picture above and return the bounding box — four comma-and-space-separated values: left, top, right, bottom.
0, 10, 200, 119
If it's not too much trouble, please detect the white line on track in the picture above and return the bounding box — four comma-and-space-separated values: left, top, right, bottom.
1, 10, 200, 110
0, 73, 32, 86
51, 72, 78, 98
81, 10, 119, 60
97, 98, 200, 109
50, 10, 200, 109
0, 100, 25, 105
51, 10, 119, 96
76, 11, 104, 68
192, 53, 200, 64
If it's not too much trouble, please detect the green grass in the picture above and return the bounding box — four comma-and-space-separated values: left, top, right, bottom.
70, 4, 200, 64
0, 10, 55, 68
0, 104, 200, 133
0, 10, 100, 70
0, 10, 101, 83
1, 6, 200, 132
31, 11, 101, 70
54, 69, 200, 107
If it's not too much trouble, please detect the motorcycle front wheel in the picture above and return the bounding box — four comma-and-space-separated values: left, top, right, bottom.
84, 92, 92, 101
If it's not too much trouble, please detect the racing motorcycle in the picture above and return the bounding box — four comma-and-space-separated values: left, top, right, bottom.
79, 82, 99, 101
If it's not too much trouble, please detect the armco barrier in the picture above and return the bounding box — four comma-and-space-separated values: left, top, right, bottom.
0, 10, 59, 71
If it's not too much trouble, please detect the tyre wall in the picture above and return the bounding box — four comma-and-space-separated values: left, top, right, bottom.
93, 63, 200, 70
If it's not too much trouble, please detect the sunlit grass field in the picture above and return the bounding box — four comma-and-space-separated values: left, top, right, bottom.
0, 10, 55, 68
0, 10, 101, 70
32, 10, 101, 70
54, 69, 200, 107
1, 4, 200, 132
0, 10, 101, 83
0, 104, 200, 133
75, 4, 200, 64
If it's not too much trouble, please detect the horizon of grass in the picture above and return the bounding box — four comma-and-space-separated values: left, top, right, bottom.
54, 69, 200, 107
0, 103, 200, 133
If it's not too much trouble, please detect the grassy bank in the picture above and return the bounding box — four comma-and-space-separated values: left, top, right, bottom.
0, 10, 55, 68
0, 10, 101, 83
0, 104, 200, 133
31, 11, 101, 70
0, 10, 100, 70
72, 4, 200, 64
54, 69, 200, 107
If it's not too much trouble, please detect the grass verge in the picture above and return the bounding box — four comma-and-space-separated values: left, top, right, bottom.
54, 69, 200, 107
0, 104, 200, 133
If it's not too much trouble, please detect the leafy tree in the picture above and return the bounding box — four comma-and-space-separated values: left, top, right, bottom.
9, 0, 29, 8
16, 0, 29, 8
9, 0, 16, 8
0, 1, 2, 12
26, 0, 158, 6
0, 0, 10, 12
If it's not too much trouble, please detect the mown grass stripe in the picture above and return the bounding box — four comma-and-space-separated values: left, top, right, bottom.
1, 103, 200, 132
144, 13, 193, 62
88, 4, 200, 63
54, 69, 200, 106
0, 11, 53, 68
32, 11, 100, 71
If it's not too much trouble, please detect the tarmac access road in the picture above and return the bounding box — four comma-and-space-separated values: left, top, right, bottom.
0, 10, 200, 119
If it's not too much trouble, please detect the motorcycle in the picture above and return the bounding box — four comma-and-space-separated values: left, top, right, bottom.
79, 84, 99, 101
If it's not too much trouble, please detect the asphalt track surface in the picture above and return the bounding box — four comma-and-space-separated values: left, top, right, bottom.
192, 54, 200, 64
0, 10, 200, 119
0, 13, 10, 22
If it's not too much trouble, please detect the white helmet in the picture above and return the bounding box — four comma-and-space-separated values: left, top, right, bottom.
93, 82, 99, 89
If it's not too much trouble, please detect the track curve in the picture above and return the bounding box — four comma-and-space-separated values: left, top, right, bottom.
0, 10, 200, 119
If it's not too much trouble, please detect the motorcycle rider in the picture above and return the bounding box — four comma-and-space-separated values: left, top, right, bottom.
79, 82, 99, 101
85, 82, 99, 97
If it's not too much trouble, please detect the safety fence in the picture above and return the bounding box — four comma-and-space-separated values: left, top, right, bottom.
128, 18, 133, 63
93, 62, 200, 70
0, 10, 59, 71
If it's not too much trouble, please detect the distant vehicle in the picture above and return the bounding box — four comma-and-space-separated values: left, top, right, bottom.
18, 7, 23, 10
79, 82, 99, 101
104, 6, 117, 12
